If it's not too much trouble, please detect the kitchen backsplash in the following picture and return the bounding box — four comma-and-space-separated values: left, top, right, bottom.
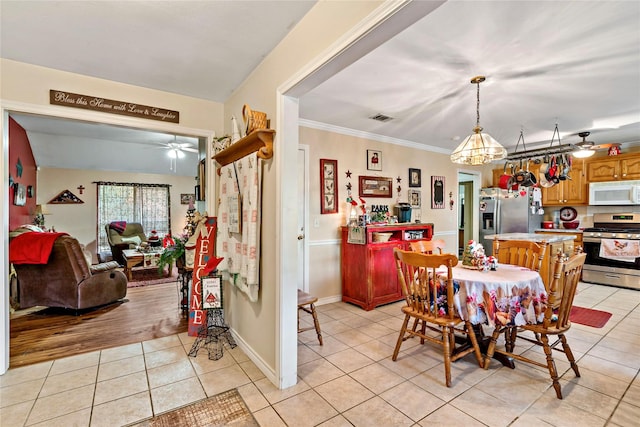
545, 205, 640, 229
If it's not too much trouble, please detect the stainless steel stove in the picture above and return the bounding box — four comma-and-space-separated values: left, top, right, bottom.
582, 213, 640, 290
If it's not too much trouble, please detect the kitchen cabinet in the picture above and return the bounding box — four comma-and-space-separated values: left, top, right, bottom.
586, 153, 640, 182
542, 162, 588, 205
535, 230, 583, 250
341, 223, 434, 311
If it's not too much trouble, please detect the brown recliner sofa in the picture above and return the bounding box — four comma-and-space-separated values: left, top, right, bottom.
13, 235, 127, 310
105, 222, 147, 266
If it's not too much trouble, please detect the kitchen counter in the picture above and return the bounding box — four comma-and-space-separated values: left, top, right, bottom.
534, 228, 583, 234
485, 233, 576, 243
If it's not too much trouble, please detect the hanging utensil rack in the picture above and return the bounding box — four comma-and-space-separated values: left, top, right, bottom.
504, 143, 577, 161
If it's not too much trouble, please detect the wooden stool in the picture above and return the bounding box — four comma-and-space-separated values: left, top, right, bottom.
298, 289, 323, 345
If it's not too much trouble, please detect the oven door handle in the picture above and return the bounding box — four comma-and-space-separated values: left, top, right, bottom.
582, 237, 601, 243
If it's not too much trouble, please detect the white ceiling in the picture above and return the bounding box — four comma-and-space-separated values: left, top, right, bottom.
2, 0, 640, 174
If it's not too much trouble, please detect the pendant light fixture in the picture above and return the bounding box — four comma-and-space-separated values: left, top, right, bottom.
451, 76, 507, 165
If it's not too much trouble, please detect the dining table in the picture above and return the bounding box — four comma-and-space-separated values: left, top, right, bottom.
434, 262, 548, 367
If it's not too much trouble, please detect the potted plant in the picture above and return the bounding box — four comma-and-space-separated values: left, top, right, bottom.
157, 234, 187, 273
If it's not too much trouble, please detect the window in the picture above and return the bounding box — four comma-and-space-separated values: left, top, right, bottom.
96, 182, 171, 252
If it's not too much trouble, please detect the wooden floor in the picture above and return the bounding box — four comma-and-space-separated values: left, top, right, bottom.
10, 282, 188, 368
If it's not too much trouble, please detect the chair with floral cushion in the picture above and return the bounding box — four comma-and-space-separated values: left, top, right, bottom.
483, 250, 587, 399
392, 248, 483, 387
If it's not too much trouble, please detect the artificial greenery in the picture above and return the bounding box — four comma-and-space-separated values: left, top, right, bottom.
157, 235, 186, 273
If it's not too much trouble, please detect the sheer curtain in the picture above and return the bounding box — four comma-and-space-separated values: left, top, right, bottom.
96, 182, 171, 252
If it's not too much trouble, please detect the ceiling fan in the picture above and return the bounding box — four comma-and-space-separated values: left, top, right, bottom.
572, 131, 617, 158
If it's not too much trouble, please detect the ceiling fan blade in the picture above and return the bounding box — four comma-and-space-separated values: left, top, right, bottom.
181, 147, 199, 153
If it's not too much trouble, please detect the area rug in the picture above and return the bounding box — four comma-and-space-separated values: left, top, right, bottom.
570, 306, 612, 328
131, 389, 258, 427
127, 268, 178, 288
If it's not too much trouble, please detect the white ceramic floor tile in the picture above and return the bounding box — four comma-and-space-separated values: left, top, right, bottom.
0, 362, 52, 388
149, 376, 206, 415
94, 370, 149, 405
49, 351, 100, 376
314, 375, 375, 413
343, 395, 413, 427
91, 390, 152, 427
0, 377, 45, 408
39, 365, 98, 397
26, 384, 95, 425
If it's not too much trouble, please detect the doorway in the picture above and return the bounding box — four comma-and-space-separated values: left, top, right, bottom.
457, 171, 480, 256
2, 103, 214, 374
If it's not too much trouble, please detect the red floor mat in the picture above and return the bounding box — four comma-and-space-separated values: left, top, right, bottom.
570, 306, 612, 328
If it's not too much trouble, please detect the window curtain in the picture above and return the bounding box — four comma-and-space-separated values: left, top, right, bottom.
96, 182, 171, 252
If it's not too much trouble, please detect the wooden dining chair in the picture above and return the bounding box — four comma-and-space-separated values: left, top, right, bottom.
392, 248, 483, 387
483, 250, 587, 399
409, 238, 446, 254
492, 239, 547, 272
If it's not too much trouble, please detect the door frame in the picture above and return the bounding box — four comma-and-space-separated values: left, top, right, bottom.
298, 144, 310, 293
0, 101, 214, 374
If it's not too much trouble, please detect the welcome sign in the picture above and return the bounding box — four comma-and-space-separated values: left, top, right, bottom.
188, 216, 218, 336
49, 90, 180, 123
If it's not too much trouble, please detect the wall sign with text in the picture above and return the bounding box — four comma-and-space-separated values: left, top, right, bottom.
50, 90, 179, 123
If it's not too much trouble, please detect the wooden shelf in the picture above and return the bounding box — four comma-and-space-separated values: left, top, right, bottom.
212, 129, 275, 166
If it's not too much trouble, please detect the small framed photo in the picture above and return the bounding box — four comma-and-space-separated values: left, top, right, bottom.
180, 193, 195, 205
408, 168, 421, 187
408, 190, 421, 208
367, 149, 382, 171
320, 159, 338, 214
13, 183, 26, 206
431, 176, 445, 209
202, 275, 222, 309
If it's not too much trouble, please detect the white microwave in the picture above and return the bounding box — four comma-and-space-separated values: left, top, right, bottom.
589, 181, 640, 205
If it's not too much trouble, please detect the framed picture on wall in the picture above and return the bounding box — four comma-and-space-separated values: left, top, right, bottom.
13, 183, 26, 206
408, 168, 421, 187
431, 176, 445, 209
366, 149, 382, 171
359, 175, 393, 198
320, 159, 338, 214
408, 189, 421, 208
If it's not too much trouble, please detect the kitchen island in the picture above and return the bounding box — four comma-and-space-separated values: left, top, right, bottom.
485, 233, 578, 290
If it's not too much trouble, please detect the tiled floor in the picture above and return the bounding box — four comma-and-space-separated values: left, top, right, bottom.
1, 281, 639, 426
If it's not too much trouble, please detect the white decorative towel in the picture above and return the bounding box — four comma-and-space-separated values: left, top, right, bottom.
217, 152, 262, 301
599, 239, 640, 263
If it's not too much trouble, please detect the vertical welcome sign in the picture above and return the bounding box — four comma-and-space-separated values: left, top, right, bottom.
188, 217, 218, 336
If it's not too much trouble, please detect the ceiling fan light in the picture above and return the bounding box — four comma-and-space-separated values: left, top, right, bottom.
573, 148, 595, 158
451, 128, 507, 165
451, 76, 507, 166
167, 149, 178, 159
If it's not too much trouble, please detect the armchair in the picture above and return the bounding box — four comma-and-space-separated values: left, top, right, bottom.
105, 222, 147, 265
12, 235, 127, 310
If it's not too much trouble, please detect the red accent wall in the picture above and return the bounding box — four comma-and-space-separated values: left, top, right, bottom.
9, 117, 37, 231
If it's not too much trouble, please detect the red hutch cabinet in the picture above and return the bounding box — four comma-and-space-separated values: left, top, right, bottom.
340, 223, 434, 311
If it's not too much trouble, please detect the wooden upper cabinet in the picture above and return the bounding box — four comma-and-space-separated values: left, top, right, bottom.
620, 156, 640, 180
587, 153, 640, 182
541, 162, 587, 205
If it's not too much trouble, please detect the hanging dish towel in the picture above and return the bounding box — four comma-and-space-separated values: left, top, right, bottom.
599, 239, 640, 263
217, 152, 262, 302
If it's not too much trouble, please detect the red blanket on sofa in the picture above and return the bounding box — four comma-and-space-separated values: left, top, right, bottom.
9, 232, 68, 264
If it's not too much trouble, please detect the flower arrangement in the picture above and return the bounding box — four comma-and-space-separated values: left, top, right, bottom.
157, 233, 188, 272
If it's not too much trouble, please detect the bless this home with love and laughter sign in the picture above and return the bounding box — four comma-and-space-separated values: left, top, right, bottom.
49, 90, 180, 123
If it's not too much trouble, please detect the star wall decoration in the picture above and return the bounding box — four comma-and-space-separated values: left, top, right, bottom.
345, 170, 352, 178
396, 176, 401, 183
346, 182, 352, 191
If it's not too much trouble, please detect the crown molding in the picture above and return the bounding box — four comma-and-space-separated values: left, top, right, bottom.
298, 119, 451, 155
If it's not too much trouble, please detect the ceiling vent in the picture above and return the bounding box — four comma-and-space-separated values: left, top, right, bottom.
369, 113, 394, 122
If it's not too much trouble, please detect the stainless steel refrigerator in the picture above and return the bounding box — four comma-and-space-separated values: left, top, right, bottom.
478, 187, 544, 252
